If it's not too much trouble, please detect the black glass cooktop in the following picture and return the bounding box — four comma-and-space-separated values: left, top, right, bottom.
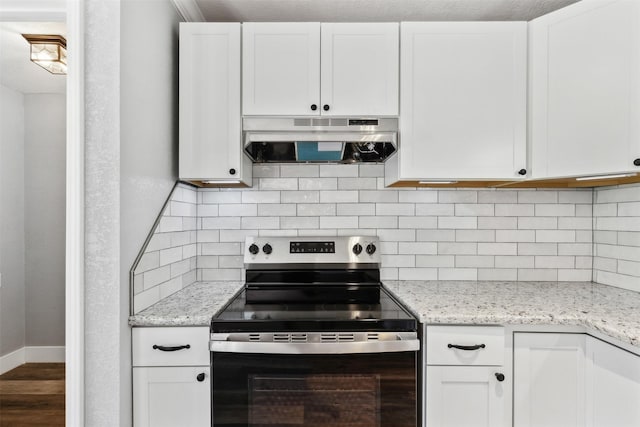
211, 285, 417, 333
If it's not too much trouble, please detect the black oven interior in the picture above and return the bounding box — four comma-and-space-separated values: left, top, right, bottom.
212, 352, 417, 427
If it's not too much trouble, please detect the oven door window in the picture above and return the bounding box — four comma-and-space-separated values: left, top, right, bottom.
212, 352, 416, 427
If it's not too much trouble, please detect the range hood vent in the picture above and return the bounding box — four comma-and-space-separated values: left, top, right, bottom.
243, 117, 397, 163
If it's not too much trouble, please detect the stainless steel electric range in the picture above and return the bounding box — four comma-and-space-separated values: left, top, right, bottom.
210, 236, 419, 427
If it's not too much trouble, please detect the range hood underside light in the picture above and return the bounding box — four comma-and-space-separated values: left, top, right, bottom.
245, 140, 396, 163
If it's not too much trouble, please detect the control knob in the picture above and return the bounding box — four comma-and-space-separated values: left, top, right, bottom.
352, 243, 363, 255
248, 243, 259, 255
262, 243, 273, 255
366, 243, 377, 255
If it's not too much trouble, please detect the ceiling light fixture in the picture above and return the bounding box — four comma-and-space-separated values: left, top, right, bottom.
22, 34, 67, 75
575, 173, 637, 181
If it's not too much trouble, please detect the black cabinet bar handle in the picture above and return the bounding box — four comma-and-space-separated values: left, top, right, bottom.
447, 343, 486, 351
152, 344, 191, 352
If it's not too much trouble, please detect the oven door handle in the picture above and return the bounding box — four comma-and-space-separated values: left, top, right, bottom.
209, 334, 419, 354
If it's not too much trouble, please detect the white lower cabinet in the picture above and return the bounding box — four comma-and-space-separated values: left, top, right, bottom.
133, 366, 211, 427
426, 366, 507, 427
586, 336, 640, 427
514, 333, 587, 427
514, 332, 640, 427
132, 327, 211, 427
425, 326, 509, 427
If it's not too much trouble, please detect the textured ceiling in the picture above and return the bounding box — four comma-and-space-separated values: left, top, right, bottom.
0, 22, 66, 94
193, 0, 580, 22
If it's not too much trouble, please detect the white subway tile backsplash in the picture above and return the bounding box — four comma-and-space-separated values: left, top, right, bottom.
320, 164, 358, 177
399, 190, 438, 203
438, 217, 477, 230
320, 216, 359, 229
535, 204, 575, 217
338, 177, 377, 190
478, 243, 517, 255
477, 190, 518, 204
438, 190, 477, 204
299, 178, 337, 190
297, 204, 336, 216
358, 164, 385, 177
398, 242, 438, 255
359, 190, 398, 203
518, 191, 558, 204
495, 204, 534, 217
337, 203, 376, 216
134, 175, 640, 313
376, 203, 415, 216
202, 191, 241, 204
202, 217, 241, 230
281, 164, 319, 178
320, 191, 358, 203
219, 204, 258, 217
455, 256, 494, 268
398, 216, 438, 229
259, 178, 299, 191
478, 217, 518, 230
415, 204, 455, 216
455, 230, 495, 242
478, 268, 518, 281
241, 191, 281, 204
455, 204, 494, 217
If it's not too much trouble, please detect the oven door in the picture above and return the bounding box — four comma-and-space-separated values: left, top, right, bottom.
210, 333, 419, 427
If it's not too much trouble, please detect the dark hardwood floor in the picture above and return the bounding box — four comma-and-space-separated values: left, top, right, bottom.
0, 363, 65, 426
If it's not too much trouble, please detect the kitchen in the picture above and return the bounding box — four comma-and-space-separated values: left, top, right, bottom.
2, 0, 639, 426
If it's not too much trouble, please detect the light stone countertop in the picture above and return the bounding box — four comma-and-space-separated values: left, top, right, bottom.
128, 281, 244, 326
128, 280, 640, 348
384, 281, 640, 347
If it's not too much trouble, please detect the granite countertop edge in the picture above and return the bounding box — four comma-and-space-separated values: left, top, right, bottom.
128, 280, 640, 348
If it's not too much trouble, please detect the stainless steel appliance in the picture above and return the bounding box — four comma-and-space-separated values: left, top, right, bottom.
242, 117, 397, 163
210, 236, 419, 427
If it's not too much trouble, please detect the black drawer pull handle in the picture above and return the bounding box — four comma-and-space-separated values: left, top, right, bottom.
495, 372, 505, 382
152, 344, 191, 352
448, 343, 486, 351
196, 373, 206, 382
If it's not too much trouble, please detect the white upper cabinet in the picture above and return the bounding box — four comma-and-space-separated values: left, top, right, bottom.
320, 23, 399, 116
242, 22, 399, 116
242, 23, 320, 116
529, 0, 640, 179
179, 23, 251, 185
386, 22, 527, 184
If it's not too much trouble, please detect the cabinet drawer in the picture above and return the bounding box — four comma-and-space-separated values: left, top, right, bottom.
426, 326, 504, 366
133, 327, 210, 367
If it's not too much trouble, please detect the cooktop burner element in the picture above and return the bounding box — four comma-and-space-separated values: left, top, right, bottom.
211, 236, 417, 333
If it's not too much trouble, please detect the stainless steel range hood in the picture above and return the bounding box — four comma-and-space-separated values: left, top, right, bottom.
243, 117, 397, 163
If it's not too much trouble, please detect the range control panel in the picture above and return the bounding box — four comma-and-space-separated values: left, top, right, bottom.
290, 241, 335, 254
244, 236, 380, 266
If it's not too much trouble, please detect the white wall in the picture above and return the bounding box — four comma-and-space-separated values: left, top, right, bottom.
0, 84, 26, 357
24, 93, 66, 347
83, 0, 180, 425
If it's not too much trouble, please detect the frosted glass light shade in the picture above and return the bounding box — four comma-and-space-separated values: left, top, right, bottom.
22, 34, 67, 75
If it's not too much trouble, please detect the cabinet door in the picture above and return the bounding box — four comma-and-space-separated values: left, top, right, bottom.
530, 0, 640, 178
396, 22, 527, 181
320, 23, 399, 116
426, 366, 507, 427
243, 23, 320, 116
514, 333, 586, 427
586, 337, 640, 427
179, 23, 250, 184
133, 366, 210, 427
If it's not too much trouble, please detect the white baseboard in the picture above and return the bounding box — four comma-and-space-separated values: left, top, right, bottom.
25, 346, 65, 363
0, 346, 65, 374
0, 347, 25, 375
